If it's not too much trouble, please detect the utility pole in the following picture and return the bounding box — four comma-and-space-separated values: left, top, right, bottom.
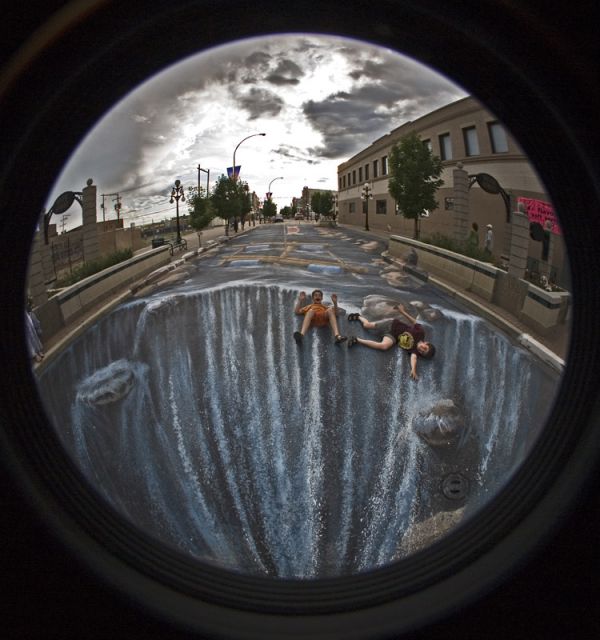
113, 194, 122, 221
197, 164, 210, 195
60, 213, 70, 234
100, 192, 121, 222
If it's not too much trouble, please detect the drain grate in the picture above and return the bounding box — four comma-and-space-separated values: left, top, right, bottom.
441, 473, 470, 501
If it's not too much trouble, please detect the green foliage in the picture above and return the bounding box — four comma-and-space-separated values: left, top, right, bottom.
56, 248, 134, 287
388, 131, 444, 239
280, 206, 293, 218
209, 175, 251, 224
262, 198, 277, 219
421, 233, 494, 263
187, 186, 215, 231
310, 191, 334, 216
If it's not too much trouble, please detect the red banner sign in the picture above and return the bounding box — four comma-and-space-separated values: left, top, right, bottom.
517, 197, 562, 235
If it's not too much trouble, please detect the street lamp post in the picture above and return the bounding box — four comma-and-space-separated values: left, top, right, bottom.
267, 176, 283, 199
232, 133, 266, 181
361, 182, 373, 231
170, 179, 185, 244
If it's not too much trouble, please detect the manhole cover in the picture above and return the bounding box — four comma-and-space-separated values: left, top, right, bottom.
441, 473, 469, 500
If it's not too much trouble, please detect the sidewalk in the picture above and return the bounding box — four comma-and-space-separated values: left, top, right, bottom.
336, 223, 569, 362
135, 221, 259, 255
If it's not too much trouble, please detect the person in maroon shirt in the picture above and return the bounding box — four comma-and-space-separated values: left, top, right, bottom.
347, 304, 435, 379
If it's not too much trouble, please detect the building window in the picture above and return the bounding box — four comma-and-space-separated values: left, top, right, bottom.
463, 126, 480, 156
381, 156, 388, 175
376, 199, 387, 214
349, 202, 356, 213
339, 177, 343, 190
352, 169, 356, 185
373, 159, 379, 177
358, 166, 363, 182
347, 173, 351, 187
439, 133, 452, 160
488, 121, 509, 153
364, 164, 369, 180
342, 175, 346, 188
422, 138, 432, 152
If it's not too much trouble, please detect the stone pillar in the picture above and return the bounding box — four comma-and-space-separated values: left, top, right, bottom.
452, 162, 470, 243
508, 204, 530, 279
82, 178, 100, 263
27, 228, 48, 307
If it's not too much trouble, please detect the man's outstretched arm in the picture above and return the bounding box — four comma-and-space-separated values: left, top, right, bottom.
410, 352, 419, 380
295, 291, 307, 315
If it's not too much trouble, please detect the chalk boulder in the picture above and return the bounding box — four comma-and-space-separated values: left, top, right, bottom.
413, 399, 464, 447
76, 359, 135, 406
146, 294, 185, 314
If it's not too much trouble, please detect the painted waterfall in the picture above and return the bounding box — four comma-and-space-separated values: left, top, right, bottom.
37, 283, 558, 578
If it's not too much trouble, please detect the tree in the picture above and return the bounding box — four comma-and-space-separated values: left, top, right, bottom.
239, 184, 252, 228
388, 131, 444, 239
209, 175, 250, 235
187, 186, 215, 232
310, 191, 334, 218
261, 198, 277, 221
280, 205, 293, 219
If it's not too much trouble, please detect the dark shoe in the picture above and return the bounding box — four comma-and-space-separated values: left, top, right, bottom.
347, 335, 358, 348
335, 334, 347, 344
293, 331, 303, 345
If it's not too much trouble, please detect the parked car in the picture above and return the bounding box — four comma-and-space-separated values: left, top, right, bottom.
294, 213, 304, 220
273, 215, 284, 222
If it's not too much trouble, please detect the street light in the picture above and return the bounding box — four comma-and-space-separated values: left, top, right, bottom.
232, 133, 266, 181
267, 176, 283, 199
361, 182, 373, 231
169, 179, 185, 244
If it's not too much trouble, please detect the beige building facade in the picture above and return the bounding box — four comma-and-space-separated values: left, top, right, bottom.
337, 96, 568, 287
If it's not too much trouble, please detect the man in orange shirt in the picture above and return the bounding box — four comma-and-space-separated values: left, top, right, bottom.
293, 289, 347, 345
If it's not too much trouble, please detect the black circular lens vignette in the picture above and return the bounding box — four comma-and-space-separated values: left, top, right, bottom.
1, 1, 599, 639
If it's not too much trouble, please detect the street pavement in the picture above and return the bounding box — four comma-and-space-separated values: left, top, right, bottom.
47, 219, 569, 362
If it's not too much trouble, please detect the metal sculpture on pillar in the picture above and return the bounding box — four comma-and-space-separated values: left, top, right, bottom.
43, 191, 82, 244
170, 179, 185, 245
469, 173, 511, 222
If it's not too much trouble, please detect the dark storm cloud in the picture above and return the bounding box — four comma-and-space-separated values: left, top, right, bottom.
265, 74, 300, 86
265, 59, 304, 86
245, 51, 271, 67
233, 86, 284, 119
303, 92, 393, 159
301, 47, 465, 160
347, 57, 461, 103
273, 145, 320, 164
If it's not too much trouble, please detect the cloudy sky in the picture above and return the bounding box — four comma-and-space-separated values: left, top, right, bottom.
46, 34, 466, 229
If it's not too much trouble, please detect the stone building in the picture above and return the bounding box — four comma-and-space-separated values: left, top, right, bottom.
337, 96, 568, 288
